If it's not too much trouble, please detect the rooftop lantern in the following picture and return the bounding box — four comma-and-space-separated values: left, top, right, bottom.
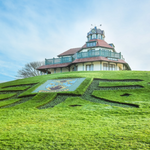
87, 26, 105, 41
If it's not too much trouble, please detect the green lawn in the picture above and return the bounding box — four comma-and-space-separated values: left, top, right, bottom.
0, 71, 150, 149
0, 93, 17, 100
0, 99, 21, 108
0, 86, 30, 92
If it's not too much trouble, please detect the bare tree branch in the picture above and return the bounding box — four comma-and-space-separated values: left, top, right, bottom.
16, 61, 45, 79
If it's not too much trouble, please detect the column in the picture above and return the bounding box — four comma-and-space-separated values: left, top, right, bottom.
116, 63, 117, 70
91, 62, 93, 71
123, 64, 125, 70
83, 63, 84, 71
108, 62, 110, 70
100, 61, 102, 70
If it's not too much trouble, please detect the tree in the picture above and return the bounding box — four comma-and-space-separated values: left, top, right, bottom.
16, 61, 45, 79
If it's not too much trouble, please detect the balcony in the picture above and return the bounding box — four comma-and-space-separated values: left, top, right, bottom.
45, 57, 73, 65
45, 50, 122, 66
77, 50, 121, 59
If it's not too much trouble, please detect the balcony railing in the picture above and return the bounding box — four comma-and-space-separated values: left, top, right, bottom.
45, 50, 122, 66
77, 50, 121, 59
45, 57, 73, 65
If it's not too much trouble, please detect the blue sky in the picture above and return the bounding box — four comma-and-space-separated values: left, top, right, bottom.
0, 0, 150, 82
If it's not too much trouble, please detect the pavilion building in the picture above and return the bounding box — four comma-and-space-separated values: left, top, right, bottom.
37, 26, 131, 74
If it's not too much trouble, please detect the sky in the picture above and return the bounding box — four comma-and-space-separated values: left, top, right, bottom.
0, 0, 150, 83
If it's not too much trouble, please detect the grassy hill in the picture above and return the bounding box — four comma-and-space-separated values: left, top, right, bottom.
0, 71, 150, 149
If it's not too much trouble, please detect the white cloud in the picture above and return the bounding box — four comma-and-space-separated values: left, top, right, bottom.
0, 72, 17, 79
0, 0, 150, 83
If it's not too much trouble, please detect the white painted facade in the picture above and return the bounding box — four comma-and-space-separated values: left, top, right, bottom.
47, 61, 126, 74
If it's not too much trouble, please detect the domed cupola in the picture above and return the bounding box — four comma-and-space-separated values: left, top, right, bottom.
87, 26, 105, 41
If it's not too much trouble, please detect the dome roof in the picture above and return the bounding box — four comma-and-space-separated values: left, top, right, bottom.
87, 26, 104, 36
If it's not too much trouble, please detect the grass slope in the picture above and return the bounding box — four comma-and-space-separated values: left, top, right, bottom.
0, 71, 150, 149
0, 93, 16, 100
0, 99, 21, 108
12, 93, 57, 109
0, 86, 30, 92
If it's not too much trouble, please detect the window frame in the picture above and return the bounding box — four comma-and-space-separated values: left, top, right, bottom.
103, 63, 108, 70
92, 34, 96, 39
86, 64, 94, 71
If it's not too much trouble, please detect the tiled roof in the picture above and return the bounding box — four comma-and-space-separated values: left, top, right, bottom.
37, 63, 71, 70
72, 56, 126, 64
82, 39, 113, 49
58, 47, 81, 57
57, 40, 113, 57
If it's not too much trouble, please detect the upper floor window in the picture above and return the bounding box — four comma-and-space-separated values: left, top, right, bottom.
92, 34, 96, 39
107, 58, 118, 61
86, 42, 96, 47
88, 35, 91, 40
97, 34, 101, 39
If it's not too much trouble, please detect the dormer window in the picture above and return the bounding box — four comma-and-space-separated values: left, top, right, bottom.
86, 41, 96, 47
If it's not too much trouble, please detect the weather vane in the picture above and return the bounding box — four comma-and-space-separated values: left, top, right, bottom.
90, 24, 102, 29
91, 24, 102, 27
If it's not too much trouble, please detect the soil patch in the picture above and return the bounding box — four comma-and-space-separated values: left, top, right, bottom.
120, 93, 131, 97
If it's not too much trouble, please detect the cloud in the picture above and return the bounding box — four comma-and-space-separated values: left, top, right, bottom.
0, 0, 150, 82
0, 72, 17, 79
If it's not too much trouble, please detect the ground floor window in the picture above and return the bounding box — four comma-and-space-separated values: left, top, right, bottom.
72, 66, 78, 71
109, 64, 115, 70
103, 63, 108, 70
86, 64, 93, 71
103, 63, 115, 70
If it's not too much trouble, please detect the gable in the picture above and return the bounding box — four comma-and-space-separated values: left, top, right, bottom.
58, 47, 81, 57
